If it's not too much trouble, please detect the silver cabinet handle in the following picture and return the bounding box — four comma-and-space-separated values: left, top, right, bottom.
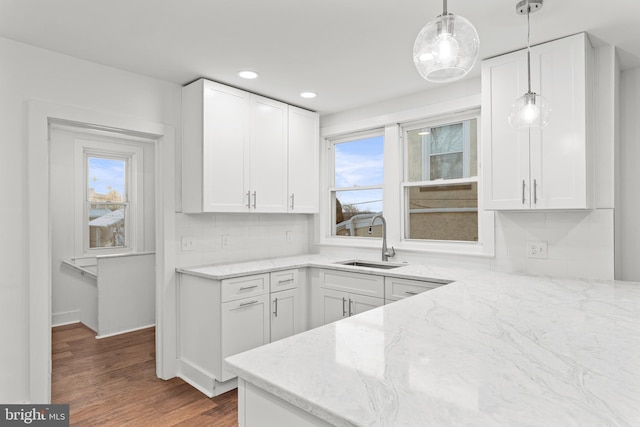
533, 179, 538, 204
522, 180, 526, 205
348, 299, 353, 317
246, 191, 251, 208
273, 297, 278, 317
290, 193, 295, 210
342, 297, 347, 317
405, 290, 419, 295
252, 191, 257, 209
240, 300, 258, 307
278, 278, 294, 284
239, 285, 259, 291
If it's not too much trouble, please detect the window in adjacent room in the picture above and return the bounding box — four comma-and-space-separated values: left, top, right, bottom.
329, 130, 384, 237
75, 139, 144, 255
403, 113, 479, 242
86, 156, 129, 249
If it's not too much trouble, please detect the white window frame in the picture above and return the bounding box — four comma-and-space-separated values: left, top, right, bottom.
326, 128, 385, 241
400, 109, 492, 254
318, 95, 493, 256
74, 139, 144, 256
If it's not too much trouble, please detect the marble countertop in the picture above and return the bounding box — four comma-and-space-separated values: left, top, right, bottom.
177, 254, 460, 283
224, 262, 640, 426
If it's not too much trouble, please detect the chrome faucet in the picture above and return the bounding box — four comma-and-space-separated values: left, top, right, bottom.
368, 214, 396, 261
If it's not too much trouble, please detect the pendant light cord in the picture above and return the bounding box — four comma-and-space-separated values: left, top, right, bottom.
443, 0, 447, 15
526, 0, 532, 93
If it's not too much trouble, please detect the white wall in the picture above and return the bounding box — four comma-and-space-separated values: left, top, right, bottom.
315, 45, 618, 281
0, 36, 180, 403
618, 66, 640, 281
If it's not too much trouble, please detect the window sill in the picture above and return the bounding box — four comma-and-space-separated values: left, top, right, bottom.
316, 237, 494, 258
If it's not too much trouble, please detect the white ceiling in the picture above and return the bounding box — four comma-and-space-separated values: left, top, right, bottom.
1, 0, 639, 115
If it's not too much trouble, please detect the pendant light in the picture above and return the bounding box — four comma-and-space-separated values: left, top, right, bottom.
413, 0, 480, 83
508, 0, 550, 129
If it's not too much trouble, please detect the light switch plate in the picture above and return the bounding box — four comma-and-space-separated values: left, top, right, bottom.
527, 240, 548, 259
181, 236, 196, 251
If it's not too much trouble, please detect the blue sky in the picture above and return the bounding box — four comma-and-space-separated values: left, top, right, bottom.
88, 157, 125, 195
334, 135, 383, 213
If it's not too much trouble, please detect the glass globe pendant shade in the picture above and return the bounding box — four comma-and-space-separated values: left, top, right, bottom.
413, 13, 480, 83
508, 91, 551, 129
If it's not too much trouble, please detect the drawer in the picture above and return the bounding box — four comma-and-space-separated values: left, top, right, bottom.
221, 273, 269, 302
318, 269, 384, 298
385, 277, 446, 301
270, 269, 299, 292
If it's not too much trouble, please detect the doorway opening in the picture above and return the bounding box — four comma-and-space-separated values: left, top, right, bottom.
27, 101, 177, 403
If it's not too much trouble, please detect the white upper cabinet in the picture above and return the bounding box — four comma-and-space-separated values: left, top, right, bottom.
482, 33, 593, 210
249, 95, 289, 213
288, 106, 319, 213
183, 80, 250, 213
182, 79, 319, 213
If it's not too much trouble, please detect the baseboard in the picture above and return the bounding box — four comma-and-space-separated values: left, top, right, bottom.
52, 310, 80, 327
178, 359, 237, 397
95, 323, 155, 339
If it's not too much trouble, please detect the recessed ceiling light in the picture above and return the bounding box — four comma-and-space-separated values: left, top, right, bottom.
238, 70, 259, 79
300, 92, 317, 99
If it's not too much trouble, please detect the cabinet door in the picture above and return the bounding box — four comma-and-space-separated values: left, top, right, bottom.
317, 287, 348, 326
271, 288, 300, 342
529, 33, 589, 209
288, 106, 319, 213
249, 95, 288, 213
202, 80, 251, 212
221, 294, 270, 381
349, 294, 384, 316
481, 51, 531, 210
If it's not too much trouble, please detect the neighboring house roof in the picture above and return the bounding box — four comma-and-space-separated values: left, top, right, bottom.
89, 208, 124, 227
335, 212, 379, 235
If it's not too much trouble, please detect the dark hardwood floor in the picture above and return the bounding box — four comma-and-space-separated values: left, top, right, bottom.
52, 323, 238, 426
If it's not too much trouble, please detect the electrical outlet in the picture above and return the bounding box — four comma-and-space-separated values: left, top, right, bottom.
221, 234, 230, 248
181, 236, 196, 251
527, 240, 548, 259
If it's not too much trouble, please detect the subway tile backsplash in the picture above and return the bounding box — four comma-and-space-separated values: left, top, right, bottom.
176, 209, 614, 281
491, 209, 614, 280
175, 213, 312, 267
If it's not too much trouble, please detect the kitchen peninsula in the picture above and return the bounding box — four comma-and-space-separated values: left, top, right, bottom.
225, 262, 640, 426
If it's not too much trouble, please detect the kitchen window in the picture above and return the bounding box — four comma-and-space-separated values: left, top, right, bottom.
402, 112, 479, 242
328, 130, 384, 237
74, 139, 144, 255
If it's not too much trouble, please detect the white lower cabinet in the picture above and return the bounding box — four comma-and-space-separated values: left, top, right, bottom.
178, 269, 305, 397
313, 269, 385, 327
270, 288, 301, 342
180, 265, 450, 397
221, 294, 270, 381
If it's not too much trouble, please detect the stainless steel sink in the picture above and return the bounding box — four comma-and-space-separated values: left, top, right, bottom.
335, 260, 405, 270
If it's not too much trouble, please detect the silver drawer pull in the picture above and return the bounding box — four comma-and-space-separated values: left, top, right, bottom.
240, 300, 258, 307
405, 290, 420, 295
239, 285, 259, 291
278, 278, 294, 284
273, 297, 278, 317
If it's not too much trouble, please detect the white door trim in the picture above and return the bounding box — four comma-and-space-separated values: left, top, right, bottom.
27, 100, 176, 403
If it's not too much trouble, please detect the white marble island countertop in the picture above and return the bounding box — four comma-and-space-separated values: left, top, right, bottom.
226, 271, 640, 426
